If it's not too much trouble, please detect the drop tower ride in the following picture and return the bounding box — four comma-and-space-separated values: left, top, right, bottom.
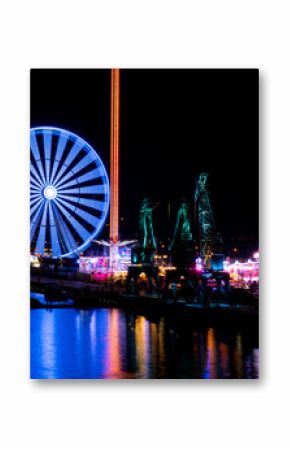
109, 69, 120, 269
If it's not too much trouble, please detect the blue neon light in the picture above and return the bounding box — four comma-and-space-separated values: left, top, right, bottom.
30, 126, 110, 258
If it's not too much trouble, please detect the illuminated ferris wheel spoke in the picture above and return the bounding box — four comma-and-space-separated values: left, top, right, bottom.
30, 130, 41, 160
31, 207, 43, 232
56, 167, 104, 191
59, 222, 77, 254
54, 199, 91, 242
30, 197, 44, 213
30, 193, 41, 202
54, 170, 79, 191
75, 208, 101, 228
55, 177, 80, 192
30, 196, 40, 205
30, 166, 43, 187
49, 132, 69, 184
30, 132, 46, 183
54, 153, 94, 189
57, 166, 104, 191
31, 159, 45, 187
43, 129, 52, 183
63, 138, 84, 167
30, 194, 42, 206
48, 202, 61, 256
30, 202, 45, 241
35, 202, 49, 254
30, 198, 44, 220
58, 184, 107, 196
30, 187, 41, 195
52, 203, 77, 254
36, 160, 46, 184
30, 179, 41, 191
77, 167, 104, 184
30, 127, 110, 258
30, 182, 41, 192
52, 139, 85, 187
56, 196, 101, 229
57, 194, 104, 212
30, 176, 41, 188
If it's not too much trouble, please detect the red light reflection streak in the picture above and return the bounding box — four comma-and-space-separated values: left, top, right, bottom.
234, 333, 243, 378
149, 322, 158, 376
135, 317, 150, 377
206, 328, 217, 378
107, 309, 121, 377
219, 342, 230, 378
158, 319, 166, 377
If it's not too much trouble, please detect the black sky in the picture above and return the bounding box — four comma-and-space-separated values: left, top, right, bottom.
31, 69, 259, 253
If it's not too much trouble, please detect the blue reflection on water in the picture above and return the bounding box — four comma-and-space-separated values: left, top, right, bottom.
30, 308, 259, 379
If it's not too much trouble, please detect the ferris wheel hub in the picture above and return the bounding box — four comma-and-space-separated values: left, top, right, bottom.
43, 185, 57, 200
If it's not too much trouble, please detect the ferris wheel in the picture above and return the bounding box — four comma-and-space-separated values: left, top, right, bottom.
30, 126, 110, 258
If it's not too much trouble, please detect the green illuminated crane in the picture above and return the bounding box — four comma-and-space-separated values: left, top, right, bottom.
195, 173, 223, 259
140, 198, 158, 250
169, 200, 192, 251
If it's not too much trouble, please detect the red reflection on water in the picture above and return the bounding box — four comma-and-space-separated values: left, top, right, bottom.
106, 309, 121, 378
135, 316, 150, 377
219, 342, 230, 378
149, 322, 158, 375
234, 333, 243, 378
205, 328, 217, 378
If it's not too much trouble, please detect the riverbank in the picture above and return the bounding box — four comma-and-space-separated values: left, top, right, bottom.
30, 274, 258, 329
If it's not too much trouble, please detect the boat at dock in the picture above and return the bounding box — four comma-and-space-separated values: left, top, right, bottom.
31, 291, 75, 308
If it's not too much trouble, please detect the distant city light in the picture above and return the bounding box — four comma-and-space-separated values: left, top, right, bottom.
195, 257, 203, 271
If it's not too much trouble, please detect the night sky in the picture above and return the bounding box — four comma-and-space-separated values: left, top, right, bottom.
31, 69, 259, 255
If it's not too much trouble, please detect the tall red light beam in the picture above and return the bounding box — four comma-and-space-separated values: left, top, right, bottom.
109, 69, 120, 266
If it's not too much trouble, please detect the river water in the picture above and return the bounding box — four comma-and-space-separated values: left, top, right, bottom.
30, 308, 259, 379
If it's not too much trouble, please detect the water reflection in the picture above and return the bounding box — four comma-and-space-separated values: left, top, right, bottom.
31, 308, 259, 379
